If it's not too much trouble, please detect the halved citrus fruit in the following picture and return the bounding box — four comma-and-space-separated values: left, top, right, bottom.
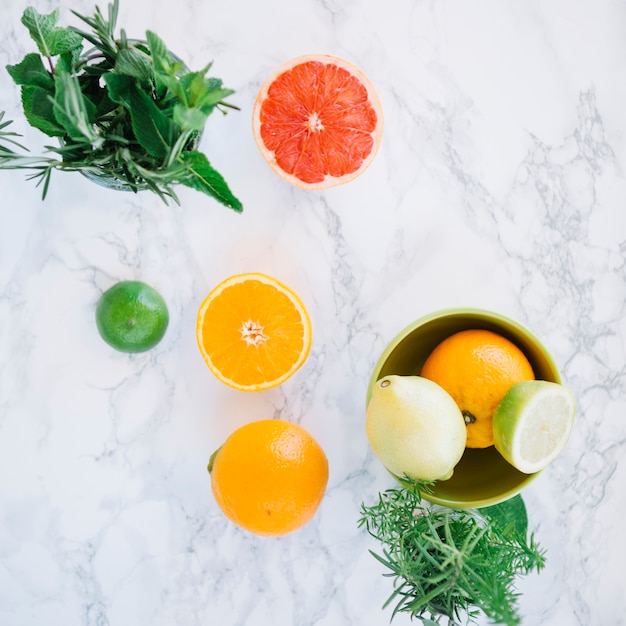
493, 380, 576, 474
252, 54, 383, 189
196, 272, 312, 391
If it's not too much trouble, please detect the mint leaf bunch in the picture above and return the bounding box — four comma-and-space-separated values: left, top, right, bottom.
1, 0, 242, 210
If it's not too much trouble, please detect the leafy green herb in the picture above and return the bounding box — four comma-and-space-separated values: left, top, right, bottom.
1, 0, 242, 210
358, 480, 546, 626
479, 494, 530, 541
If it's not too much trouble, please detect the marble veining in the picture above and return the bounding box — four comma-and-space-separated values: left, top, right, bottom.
1, 0, 625, 624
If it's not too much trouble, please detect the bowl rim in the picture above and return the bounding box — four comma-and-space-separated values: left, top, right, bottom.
366, 307, 561, 509
367, 307, 561, 401
394, 472, 535, 509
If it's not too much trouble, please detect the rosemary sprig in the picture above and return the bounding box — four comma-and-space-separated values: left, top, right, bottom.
358, 480, 546, 626
2, 0, 242, 210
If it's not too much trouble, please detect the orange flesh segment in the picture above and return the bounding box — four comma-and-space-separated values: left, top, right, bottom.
259, 60, 378, 184
197, 278, 309, 389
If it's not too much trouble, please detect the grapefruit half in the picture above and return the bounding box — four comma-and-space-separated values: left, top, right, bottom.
252, 54, 383, 189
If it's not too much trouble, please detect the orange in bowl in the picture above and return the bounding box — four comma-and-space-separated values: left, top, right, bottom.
252, 54, 383, 189
367, 308, 562, 509
421, 329, 535, 449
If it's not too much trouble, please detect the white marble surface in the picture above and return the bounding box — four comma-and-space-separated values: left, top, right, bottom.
1, 0, 625, 624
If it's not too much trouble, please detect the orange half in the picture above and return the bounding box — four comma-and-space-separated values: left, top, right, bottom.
196, 273, 312, 391
252, 54, 383, 189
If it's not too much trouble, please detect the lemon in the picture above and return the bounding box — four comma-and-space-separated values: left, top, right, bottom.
493, 380, 576, 474
96, 281, 169, 353
365, 375, 467, 482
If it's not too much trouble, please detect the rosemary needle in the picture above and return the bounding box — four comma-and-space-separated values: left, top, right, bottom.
358, 479, 546, 626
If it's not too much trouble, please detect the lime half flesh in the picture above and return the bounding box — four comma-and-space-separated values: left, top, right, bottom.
493, 380, 575, 474
96, 281, 169, 353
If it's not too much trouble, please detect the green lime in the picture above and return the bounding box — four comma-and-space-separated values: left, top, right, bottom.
96, 281, 169, 353
493, 380, 576, 474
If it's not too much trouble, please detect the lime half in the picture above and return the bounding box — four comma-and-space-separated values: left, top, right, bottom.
493, 380, 575, 474
96, 281, 169, 353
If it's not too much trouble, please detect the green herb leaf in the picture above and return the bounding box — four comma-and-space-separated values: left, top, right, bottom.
21, 86, 65, 137
3, 1, 242, 209
146, 30, 187, 101
173, 105, 208, 132
359, 482, 546, 626
6, 53, 54, 89
479, 495, 529, 540
53, 68, 98, 144
154, 72, 185, 103
179, 151, 242, 211
146, 30, 173, 73
114, 46, 153, 85
178, 70, 211, 107
21, 8, 59, 57
178, 71, 234, 112
199, 87, 236, 114
21, 8, 82, 58
0, 112, 29, 151
106, 74, 173, 159
69, 0, 119, 63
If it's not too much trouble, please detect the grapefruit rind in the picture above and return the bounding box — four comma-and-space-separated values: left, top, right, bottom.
252, 54, 384, 190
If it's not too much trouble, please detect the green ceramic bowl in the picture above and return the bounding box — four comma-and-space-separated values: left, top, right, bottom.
366, 308, 562, 509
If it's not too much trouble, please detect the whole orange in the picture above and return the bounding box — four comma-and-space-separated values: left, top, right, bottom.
420, 329, 535, 449
208, 419, 329, 536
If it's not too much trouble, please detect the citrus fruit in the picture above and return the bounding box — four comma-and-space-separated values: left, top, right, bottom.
208, 419, 329, 536
196, 272, 312, 391
252, 54, 383, 189
420, 329, 535, 449
493, 380, 576, 474
95, 280, 169, 353
365, 375, 467, 482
